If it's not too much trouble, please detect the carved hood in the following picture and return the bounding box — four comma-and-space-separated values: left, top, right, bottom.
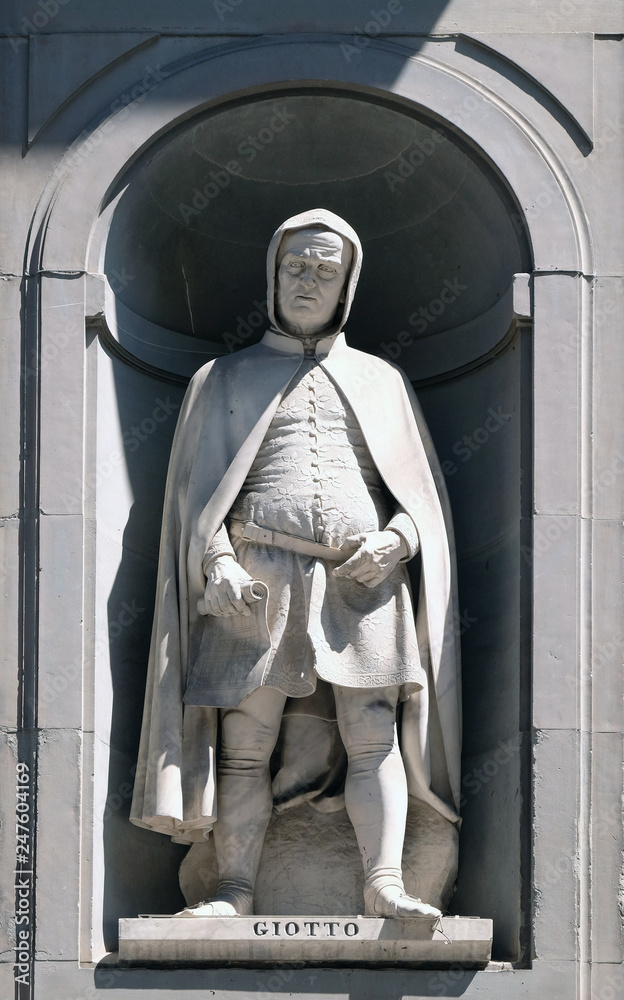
265, 208, 363, 336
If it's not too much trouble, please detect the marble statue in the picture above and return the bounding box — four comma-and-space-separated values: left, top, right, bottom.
130, 208, 462, 920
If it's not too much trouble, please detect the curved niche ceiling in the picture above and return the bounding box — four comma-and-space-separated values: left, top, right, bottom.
103, 91, 531, 380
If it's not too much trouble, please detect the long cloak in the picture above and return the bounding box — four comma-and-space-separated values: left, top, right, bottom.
130, 332, 462, 843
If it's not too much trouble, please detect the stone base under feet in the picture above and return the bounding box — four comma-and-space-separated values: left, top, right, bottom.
118, 914, 492, 966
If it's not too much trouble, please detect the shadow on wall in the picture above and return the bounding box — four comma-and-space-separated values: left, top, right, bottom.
100, 358, 188, 950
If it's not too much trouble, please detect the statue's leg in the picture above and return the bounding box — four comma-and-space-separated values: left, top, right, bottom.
178, 685, 286, 917
333, 684, 442, 919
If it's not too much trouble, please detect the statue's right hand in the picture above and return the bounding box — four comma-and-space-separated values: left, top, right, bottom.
198, 556, 256, 617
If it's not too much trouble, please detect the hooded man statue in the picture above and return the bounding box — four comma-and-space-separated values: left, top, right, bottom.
130, 208, 462, 920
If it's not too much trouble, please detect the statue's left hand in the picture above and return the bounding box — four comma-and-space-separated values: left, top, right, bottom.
332, 530, 408, 588
197, 556, 258, 617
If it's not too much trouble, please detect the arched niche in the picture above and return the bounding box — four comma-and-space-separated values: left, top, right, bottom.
101, 89, 528, 381
94, 85, 532, 961
28, 36, 589, 966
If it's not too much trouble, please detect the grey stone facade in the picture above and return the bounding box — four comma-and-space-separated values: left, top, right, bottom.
0, 1, 622, 997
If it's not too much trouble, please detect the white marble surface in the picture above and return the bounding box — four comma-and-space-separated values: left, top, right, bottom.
180, 799, 459, 916
119, 914, 493, 965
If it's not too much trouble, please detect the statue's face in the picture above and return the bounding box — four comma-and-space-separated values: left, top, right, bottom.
276, 228, 352, 337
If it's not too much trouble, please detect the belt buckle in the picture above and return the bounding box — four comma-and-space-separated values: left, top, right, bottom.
242, 521, 273, 545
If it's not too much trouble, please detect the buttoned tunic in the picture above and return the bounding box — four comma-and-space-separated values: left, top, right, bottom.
227, 354, 424, 696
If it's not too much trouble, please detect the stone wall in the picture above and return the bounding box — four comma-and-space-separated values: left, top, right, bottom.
0, 2, 622, 997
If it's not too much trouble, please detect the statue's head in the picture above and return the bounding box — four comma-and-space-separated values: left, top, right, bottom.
266, 209, 363, 339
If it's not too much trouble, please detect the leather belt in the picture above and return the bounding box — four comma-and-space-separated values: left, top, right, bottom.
229, 519, 346, 562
